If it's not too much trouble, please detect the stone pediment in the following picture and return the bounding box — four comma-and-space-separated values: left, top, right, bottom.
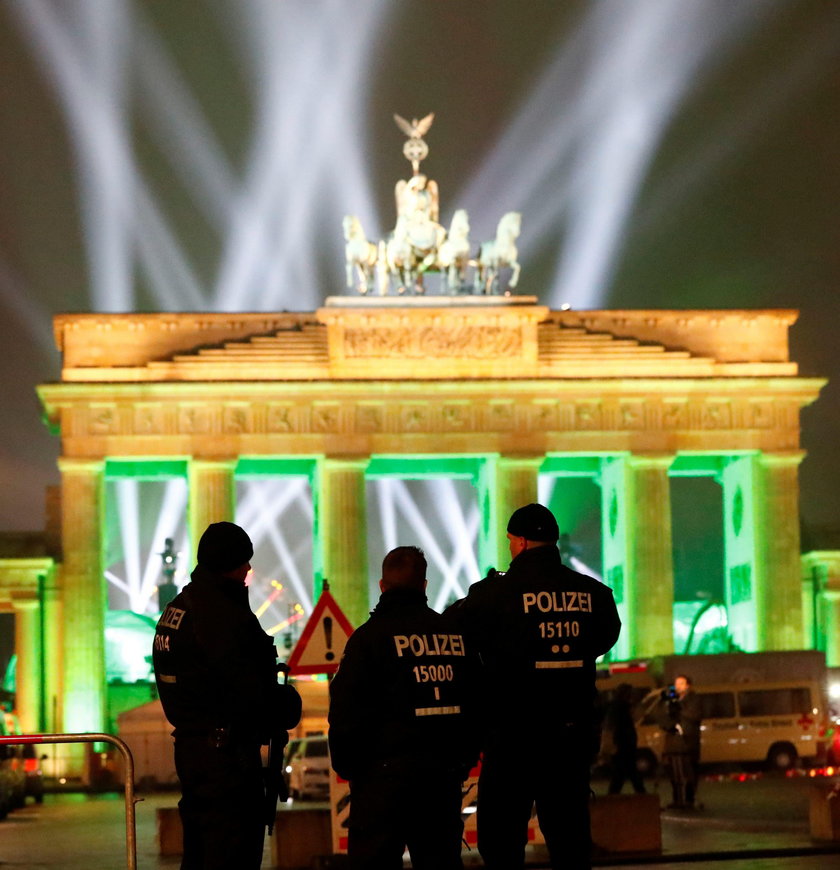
53, 303, 799, 382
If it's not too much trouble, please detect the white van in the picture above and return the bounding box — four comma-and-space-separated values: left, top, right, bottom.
635, 679, 826, 772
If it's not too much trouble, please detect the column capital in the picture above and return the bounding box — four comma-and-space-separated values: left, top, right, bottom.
498, 454, 545, 470
9, 591, 39, 610
758, 450, 806, 468
627, 452, 676, 471
57, 456, 105, 474
321, 455, 370, 471
189, 457, 238, 471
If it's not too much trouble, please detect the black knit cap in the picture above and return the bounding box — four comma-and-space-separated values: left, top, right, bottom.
196, 521, 254, 574
507, 503, 559, 543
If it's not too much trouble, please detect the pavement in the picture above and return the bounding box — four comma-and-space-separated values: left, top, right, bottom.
1, 774, 840, 868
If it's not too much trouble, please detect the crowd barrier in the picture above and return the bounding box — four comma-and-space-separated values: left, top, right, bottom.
0, 732, 138, 870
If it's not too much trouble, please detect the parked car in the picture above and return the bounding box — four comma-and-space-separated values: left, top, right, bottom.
22, 743, 44, 804
0, 711, 26, 817
284, 735, 330, 801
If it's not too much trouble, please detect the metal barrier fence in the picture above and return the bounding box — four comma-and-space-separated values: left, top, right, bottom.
0, 732, 138, 870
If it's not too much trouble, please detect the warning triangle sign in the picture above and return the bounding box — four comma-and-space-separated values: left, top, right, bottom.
287, 586, 355, 675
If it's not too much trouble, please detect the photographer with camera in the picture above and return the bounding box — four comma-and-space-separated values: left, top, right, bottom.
657, 674, 702, 810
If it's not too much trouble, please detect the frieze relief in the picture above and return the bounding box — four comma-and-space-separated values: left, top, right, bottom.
312, 403, 341, 433
442, 403, 472, 430
72, 395, 794, 439
356, 404, 384, 433
178, 405, 211, 435
134, 404, 164, 435
267, 405, 297, 433
487, 401, 516, 431
89, 404, 119, 435
343, 325, 522, 359
223, 406, 251, 434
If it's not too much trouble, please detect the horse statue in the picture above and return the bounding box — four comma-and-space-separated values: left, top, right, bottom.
436, 209, 471, 293
343, 215, 378, 294
475, 211, 521, 294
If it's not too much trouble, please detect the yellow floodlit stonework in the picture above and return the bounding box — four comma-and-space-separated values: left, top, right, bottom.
31, 301, 826, 753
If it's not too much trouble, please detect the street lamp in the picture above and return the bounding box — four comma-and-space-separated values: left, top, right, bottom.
157, 537, 179, 612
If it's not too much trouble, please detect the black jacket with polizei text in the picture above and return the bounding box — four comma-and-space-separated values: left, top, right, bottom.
447, 544, 621, 732
328, 587, 479, 782
152, 564, 278, 743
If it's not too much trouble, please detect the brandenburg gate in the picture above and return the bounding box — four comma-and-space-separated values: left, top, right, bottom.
37, 300, 824, 738
25, 116, 829, 746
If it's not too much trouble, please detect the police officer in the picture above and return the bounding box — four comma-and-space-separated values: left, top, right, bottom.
328, 546, 478, 870
152, 522, 293, 870
448, 504, 621, 870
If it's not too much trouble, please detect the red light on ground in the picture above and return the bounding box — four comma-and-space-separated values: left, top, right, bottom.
610, 662, 647, 673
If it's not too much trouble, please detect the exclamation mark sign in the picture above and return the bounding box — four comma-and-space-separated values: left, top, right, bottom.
323, 616, 334, 661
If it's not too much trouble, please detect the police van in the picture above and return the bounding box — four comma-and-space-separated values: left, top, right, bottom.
598, 651, 829, 773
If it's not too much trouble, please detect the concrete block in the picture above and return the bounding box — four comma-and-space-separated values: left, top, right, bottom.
590, 794, 662, 854
273, 807, 332, 869
156, 806, 182, 856
810, 783, 840, 840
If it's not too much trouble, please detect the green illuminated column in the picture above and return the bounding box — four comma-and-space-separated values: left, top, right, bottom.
820, 591, 840, 667
11, 595, 41, 733
724, 452, 805, 651
42, 570, 62, 732
58, 457, 106, 744
629, 454, 676, 657
602, 454, 675, 658
722, 456, 759, 650
755, 452, 805, 650
600, 457, 630, 659
313, 457, 369, 628
187, 458, 237, 566
477, 455, 542, 574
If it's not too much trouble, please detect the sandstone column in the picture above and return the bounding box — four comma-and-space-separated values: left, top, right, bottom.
755, 452, 805, 650
11, 594, 41, 733
603, 454, 675, 658
313, 457, 369, 628
477, 455, 542, 575
58, 457, 106, 743
187, 458, 237, 565
819, 590, 840, 668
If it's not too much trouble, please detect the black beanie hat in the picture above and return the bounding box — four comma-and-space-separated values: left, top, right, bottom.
196, 522, 254, 574
507, 503, 559, 543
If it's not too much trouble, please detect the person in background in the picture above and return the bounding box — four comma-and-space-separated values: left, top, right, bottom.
658, 674, 702, 810
604, 682, 646, 795
329, 546, 478, 870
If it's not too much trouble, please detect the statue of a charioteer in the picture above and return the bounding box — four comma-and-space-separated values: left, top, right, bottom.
343, 113, 522, 296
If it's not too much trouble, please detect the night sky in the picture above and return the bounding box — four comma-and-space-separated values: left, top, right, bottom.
1, 0, 838, 545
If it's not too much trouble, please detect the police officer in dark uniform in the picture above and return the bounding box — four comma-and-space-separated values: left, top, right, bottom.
328, 546, 478, 870
448, 504, 621, 870
152, 521, 293, 870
